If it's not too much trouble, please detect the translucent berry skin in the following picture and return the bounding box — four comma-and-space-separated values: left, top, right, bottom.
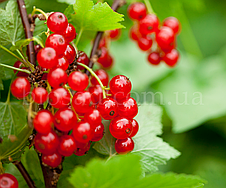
109, 117, 132, 139
137, 37, 153, 51
34, 131, 59, 155
47, 12, 68, 33
91, 123, 104, 142
88, 85, 103, 104
118, 97, 138, 119
0, 173, 18, 188
42, 152, 62, 168
54, 108, 77, 132
109, 75, 132, 100
68, 71, 89, 91
130, 119, 139, 137
98, 47, 114, 69
162, 49, 179, 67
128, 3, 147, 21
37, 47, 58, 69
72, 121, 93, 143
139, 14, 159, 35
56, 56, 69, 71
156, 27, 175, 51
109, 29, 121, 40
49, 87, 71, 108
64, 44, 76, 64
97, 98, 118, 120
32, 87, 48, 104
74, 141, 91, 156
115, 137, 134, 154
33, 110, 54, 134
10, 77, 30, 98
58, 135, 77, 156
45, 33, 68, 56
84, 109, 102, 126
163, 17, 180, 34
147, 52, 161, 65
91, 69, 109, 87
60, 23, 76, 42
72, 91, 93, 114
47, 68, 68, 88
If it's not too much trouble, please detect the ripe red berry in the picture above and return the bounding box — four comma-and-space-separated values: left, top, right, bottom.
97, 98, 118, 120
13, 61, 29, 78
47, 68, 68, 88
73, 139, 89, 149
99, 37, 107, 48
88, 85, 103, 104
118, 97, 138, 119
47, 12, 68, 33
137, 37, 153, 51
37, 47, 58, 69
68, 71, 89, 91
34, 131, 59, 155
115, 137, 134, 154
42, 152, 62, 168
163, 17, 180, 34
129, 26, 140, 41
13, 61, 22, 73
109, 117, 132, 139
84, 109, 102, 126
32, 87, 48, 104
10, 77, 30, 98
139, 14, 159, 35
54, 108, 77, 132
130, 119, 139, 137
49, 87, 71, 108
34, 44, 42, 56
58, 135, 77, 156
56, 56, 69, 71
147, 52, 161, 65
128, 3, 147, 20
91, 123, 104, 142
77, 51, 89, 70
0, 173, 18, 188
109, 29, 121, 40
90, 69, 109, 87
72, 121, 93, 143
74, 141, 91, 156
60, 23, 76, 42
64, 44, 76, 64
33, 110, 54, 134
162, 49, 179, 67
98, 47, 114, 69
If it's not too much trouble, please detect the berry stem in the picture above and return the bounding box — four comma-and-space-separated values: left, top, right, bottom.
143, 0, 156, 14
75, 28, 84, 47
0, 162, 4, 175
31, 6, 48, 20
17, 49, 35, 71
0, 63, 31, 74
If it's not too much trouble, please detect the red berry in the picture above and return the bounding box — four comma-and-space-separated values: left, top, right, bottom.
0, 173, 18, 188
99, 37, 107, 48
47, 12, 68, 33
60, 23, 76, 42
147, 52, 161, 65
98, 47, 114, 69
163, 17, 180, 34
77, 51, 89, 70
109, 29, 121, 40
88, 85, 103, 104
54, 108, 77, 132
91, 123, 104, 142
45, 33, 68, 56
139, 14, 159, 35
162, 49, 179, 67
34, 131, 59, 155
33, 110, 54, 134
73, 139, 89, 149
68, 71, 89, 91
97, 98, 118, 120
49, 87, 70, 108
74, 141, 91, 156
42, 152, 62, 168
91, 69, 109, 87
47, 68, 68, 88
130, 119, 139, 137
13, 61, 29, 78
129, 26, 140, 41
34, 44, 42, 56
64, 44, 76, 64
118, 97, 138, 119
72, 91, 93, 114
56, 56, 69, 71
84, 109, 102, 126
112, 91, 130, 103
115, 137, 134, 154
10, 77, 30, 98
13, 61, 22, 73
72, 121, 93, 143
128, 3, 147, 20
37, 47, 58, 69
32, 87, 48, 104
137, 37, 153, 51
58, 135, 77, 156
109, 117, 132, 139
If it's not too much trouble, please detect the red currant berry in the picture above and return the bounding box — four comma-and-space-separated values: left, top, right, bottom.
163, 17, 180, 34
34, 44, 42, 56
13, 61, 22, 73
88, 85, 103, 104
77, 51, 89, 70
162, 49, 179, 67
139, 14, 159, 35
147, 52, 161, 65
37, 47, 58, 69
91, 123, 104, 142
49, 87, 70, 108
10, 77, 30, 98
130, 119, 139, 137
115, 137, 134, 154
118, 97, 138, 119
91, 69, 109, 87
56, 56, 69, 71
47, 68, 68, 88
72, 91, 93, 114
42, 152, 62, 168
74, 141, 91, 156
98, 47, 114, 69
72, 121, 93, 143
137, 37, 153, 51
54, 108, 77, 132
128, 3, 147, 20
47, 12, 68, 33
34, 131, 59, 155
58, 135, 77, 156
109, 29, 121, 40
32, 87, 48, 104
64, 44, 76, 64
60, 23, 76, 42
99, 37, 107, 48
73, 139, 89, 149
129, 26, 140, 41
113, 92, 130, 103
33, 110, 54, 134
68, 71, 89, 91
16, 67, 30, 78
84, 109, 102, 126
97, 98, 118, 120
0, 173, 18, 188
109, 117, 132, 139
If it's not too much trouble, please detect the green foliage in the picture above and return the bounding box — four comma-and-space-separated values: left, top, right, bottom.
10, 38, 33, 51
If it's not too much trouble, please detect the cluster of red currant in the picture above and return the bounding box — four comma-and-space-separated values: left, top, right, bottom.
128, 2, 180, 67
0, 173, 18, 188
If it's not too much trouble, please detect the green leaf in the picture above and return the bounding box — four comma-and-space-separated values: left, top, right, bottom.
57, 0, 75, 4
0, 0, 25, 46
10, 38, 33, 51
